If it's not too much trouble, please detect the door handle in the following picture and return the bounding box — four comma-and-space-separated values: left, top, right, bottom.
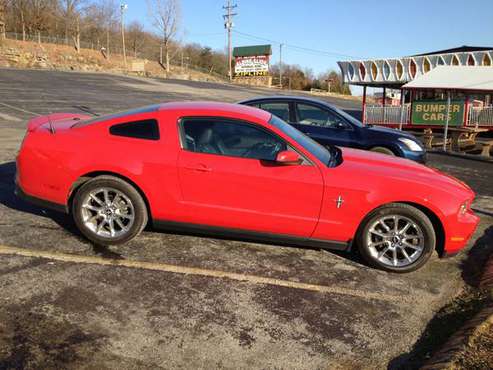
184, 164, 212, 172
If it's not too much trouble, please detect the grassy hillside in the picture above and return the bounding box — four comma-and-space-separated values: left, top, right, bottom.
0, 39, 225, 83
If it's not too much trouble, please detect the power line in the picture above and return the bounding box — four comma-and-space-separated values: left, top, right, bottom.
233, 30, 359, 59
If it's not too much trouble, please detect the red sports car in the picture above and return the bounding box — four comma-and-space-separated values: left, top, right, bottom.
16, 102, 479, 272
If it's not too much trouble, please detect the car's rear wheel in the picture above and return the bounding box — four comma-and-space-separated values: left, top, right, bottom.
357, 203, 435, 273
370, 146, 395, 156
72, 176, 148, 245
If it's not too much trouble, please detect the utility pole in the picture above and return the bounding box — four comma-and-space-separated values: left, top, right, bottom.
223, 0, 237, 82
120, 2, 128, 70
279, 43, 283, 89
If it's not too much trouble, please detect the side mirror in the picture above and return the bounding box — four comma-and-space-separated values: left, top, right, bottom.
334, 121, 347, 130
276, 150, 302, 165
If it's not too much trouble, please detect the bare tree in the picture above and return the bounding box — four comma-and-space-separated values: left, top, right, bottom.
58, 0, 85, 45
146, 0, 180, 73
98, 0, 117, 58
11, 0, 29, 40
0, 0, 6, 40
126, 21, 146, 58
22, 0, 53, 44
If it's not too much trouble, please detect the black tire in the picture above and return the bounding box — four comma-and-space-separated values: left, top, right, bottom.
370, 146, 395, 156
72, 175, 148, 245
356, 203, 435, 273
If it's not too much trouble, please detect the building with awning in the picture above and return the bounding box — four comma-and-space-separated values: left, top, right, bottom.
337, 46, 493, 130
403, 66, 493, 91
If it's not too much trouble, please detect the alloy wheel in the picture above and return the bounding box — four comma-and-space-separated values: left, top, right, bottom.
365, 214, 424, 268
80, 187, 135, 238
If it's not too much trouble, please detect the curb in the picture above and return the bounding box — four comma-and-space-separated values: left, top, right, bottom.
427, 149, 493, 163
421, 305, 493, 369
421, 252, 493, 369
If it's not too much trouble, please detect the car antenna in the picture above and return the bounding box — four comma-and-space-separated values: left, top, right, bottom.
42, 89, 56, 134
47, 113, 55, 134
74, 105, 100, 117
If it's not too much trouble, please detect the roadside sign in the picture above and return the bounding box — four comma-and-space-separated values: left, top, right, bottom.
234, 55, 269, 77
411, 100, 465, 126
131, 61, 145, 72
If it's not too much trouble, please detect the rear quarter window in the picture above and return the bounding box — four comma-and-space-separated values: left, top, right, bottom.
109, 119, 160, 140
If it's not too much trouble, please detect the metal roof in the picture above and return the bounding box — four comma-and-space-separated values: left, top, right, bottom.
402, 66, 493, 91
338, 47, 493, 88
410, 45, 493, 57
233, 45, 272, 57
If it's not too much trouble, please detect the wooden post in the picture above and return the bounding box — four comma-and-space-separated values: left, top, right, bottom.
382, 86, 386, 124
399, 89, 405, 131
443, 90, 451, 151
409, 89, 415, 126
463, 94, 471, 128
362, 86, 367, 125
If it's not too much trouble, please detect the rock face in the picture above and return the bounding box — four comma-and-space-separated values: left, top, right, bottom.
0, 39, 225, 83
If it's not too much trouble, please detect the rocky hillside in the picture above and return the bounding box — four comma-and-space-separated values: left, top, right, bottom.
0, 38, 225, 83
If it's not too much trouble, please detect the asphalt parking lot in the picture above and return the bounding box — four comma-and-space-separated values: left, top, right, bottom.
0, 68, 492, 369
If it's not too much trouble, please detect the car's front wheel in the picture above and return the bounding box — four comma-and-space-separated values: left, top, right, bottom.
370, 146, 395, 156
357, 203, 435, 272
72, 175, 148, 245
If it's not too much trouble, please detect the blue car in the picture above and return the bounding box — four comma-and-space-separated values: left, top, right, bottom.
238, 96, 426, 163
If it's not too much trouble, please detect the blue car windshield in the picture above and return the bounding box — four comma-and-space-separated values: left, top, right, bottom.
269, 115, 332, 165
330, 105, 364, 127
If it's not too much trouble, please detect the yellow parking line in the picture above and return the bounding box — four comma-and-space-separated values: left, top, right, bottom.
0, 244, 408, 303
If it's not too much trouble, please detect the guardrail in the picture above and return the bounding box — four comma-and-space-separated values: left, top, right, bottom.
468, 106, 493, 127
364, 105, 410, 126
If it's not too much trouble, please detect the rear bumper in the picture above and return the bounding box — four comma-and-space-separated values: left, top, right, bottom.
15, 182, 68, 214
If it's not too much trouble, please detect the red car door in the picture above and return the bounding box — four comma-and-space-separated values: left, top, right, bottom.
176, 118, 324, 238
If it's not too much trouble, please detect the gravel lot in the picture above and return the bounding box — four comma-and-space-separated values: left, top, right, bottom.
0, 68, 492, 369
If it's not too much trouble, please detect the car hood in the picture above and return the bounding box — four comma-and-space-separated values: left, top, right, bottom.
336, 147, 473, 196
366, 125, 416, 139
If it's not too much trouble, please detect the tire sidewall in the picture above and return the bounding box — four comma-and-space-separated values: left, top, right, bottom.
370, 146, 395, 156
357, 204, 435, 273
72, 176, 147, 245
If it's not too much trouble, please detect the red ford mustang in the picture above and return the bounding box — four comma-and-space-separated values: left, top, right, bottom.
16, 102, 479, 272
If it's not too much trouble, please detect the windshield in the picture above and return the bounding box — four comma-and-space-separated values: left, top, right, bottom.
269, 115, 332, 165
331, 106, 364, 127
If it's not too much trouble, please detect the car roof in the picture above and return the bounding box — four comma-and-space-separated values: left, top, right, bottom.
238, 95, 337, 108
74, 101, 273, 128
158, 101, 272, 122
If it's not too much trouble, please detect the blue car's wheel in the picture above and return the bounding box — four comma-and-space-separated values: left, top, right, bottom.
370, 146, 395, 156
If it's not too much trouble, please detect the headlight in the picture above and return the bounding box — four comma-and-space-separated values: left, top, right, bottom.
398, 138, 423, 152
459, 201, 469, 215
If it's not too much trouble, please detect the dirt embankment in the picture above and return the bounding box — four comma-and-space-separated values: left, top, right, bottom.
0, 38, 224, 83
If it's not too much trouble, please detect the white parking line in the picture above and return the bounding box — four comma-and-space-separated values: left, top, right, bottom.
0, 244, 409, 303
0, 112, 22, 122
0, 102, 39, 115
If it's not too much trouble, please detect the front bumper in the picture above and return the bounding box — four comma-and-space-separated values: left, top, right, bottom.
442, 209, 480, 256
401, 150, 427, 164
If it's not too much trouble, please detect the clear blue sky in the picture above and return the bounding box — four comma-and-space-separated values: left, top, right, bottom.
124, 0, 493, 78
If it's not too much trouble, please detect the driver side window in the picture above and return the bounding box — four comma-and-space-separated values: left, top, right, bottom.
181, 118, 287, 161
296, 103, 348, 129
